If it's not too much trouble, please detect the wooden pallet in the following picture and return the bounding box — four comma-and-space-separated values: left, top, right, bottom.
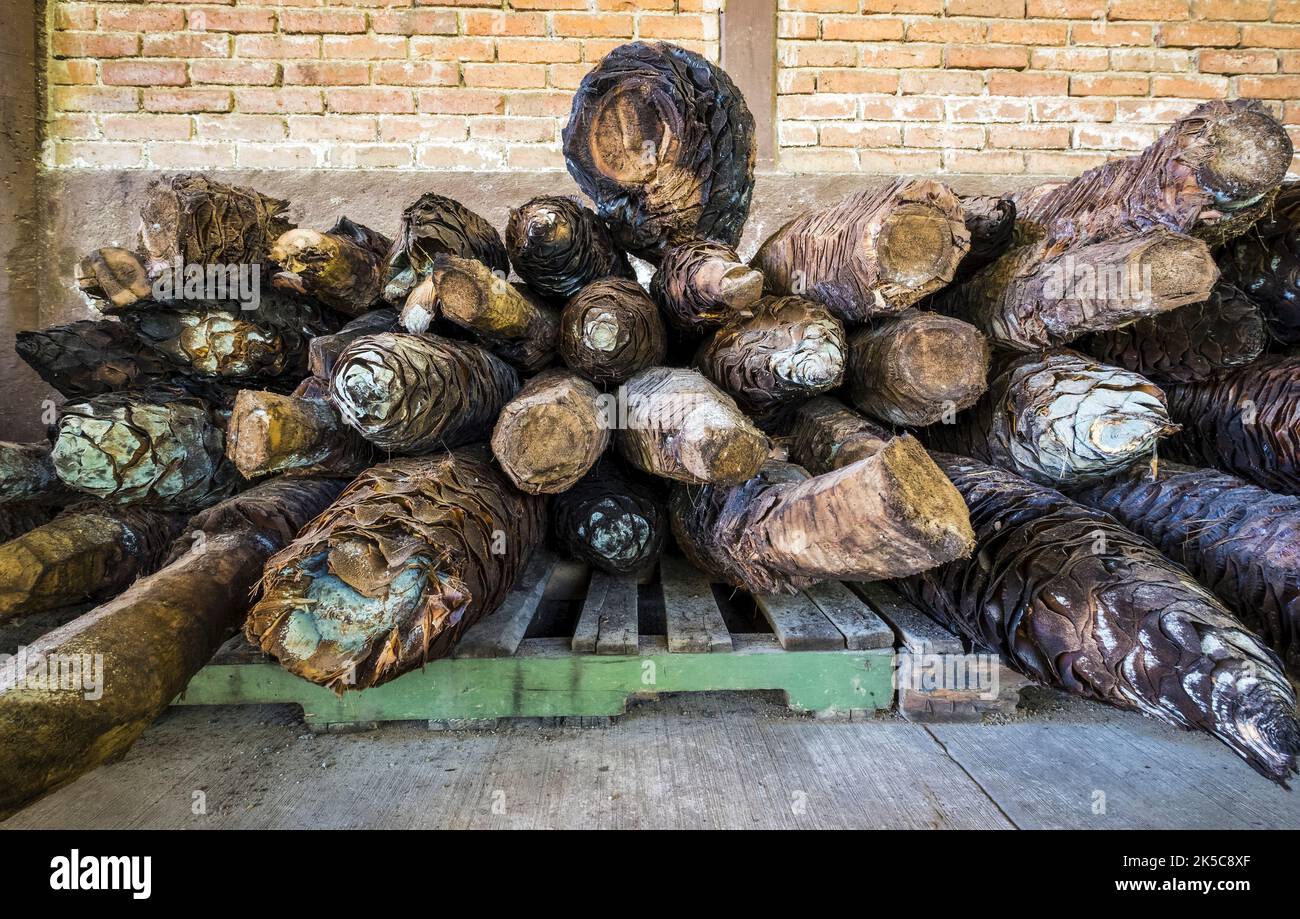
174, 552, 909, 730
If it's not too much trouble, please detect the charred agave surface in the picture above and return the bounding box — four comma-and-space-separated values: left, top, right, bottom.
954, 195, 1016, 282
563, 41, 756, 262
78, 247, 152, 310
925, 350, 1176, 487
491, 370, 611, 495
330, 332, 520, 453
560, 277, 667, 385
650, 239, 764, 332
1083, 283, 1267, 385
137, 174, 294, 276
15, 319, 174, 398
898, 454, 1300, 784
753, 178, 970, 324
553, 460, 666, 575
269, 217, 392, 316
384, 192, 508, 304
309, 309, 398, 379
246, 449, 546, 692
0, 505, 56, 544
0, 442, 70, 506
670, 437, 974, 594
506, 196, 634, 300
1072, 462, 1300, 676
1164, 355, 1300, 494
697, 295, 846, 422
1218, 182, 1300, 344
50, 388, 236, 510
786, 396, 892, 473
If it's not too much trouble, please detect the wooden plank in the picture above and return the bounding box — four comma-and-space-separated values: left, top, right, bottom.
753, 591, 844, 651
571, 571, 638, 656
659, 555, 732, 653
852, 581, 963, 654
721, 0, 777, 169
804, 581, 893, 650
453, 550, 556, 659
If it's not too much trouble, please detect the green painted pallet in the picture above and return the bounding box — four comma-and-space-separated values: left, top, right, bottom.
175, 552, 902, 729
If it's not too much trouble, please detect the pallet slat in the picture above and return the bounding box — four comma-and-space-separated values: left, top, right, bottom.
454, 550, 557, 659
852, 581, 964, 654
572, 571, 639, 655
803, 581, 894, 650
754, 591, 844, 651
659, 556, 732, 653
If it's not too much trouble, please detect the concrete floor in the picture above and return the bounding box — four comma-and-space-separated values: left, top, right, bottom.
5, 688, 1299, 829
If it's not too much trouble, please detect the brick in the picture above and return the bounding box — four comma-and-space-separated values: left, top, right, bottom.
51, 32, 139, 59
288, 115, 378, 141
552, 13, 634, 37
1199, 49, 1278, 74
101, 114, 193, 141
859, 45, 943, 68
49, 60, 98, 85
464, 62, 547, 88
143, 88, 233, 113
947, 45, 1029, 70
905, 20, 982, 43
378, 115, 470, 142
284, 61, 369, 85
409, 37, 495, 61
279, 10, 368, 33
1070, 74, 1149, 96
1192, 0, 1270, 19
505, 91, 574, 116
1108, 0, 1189, 19
903, 124, 985, 148
1281, 0, 1300, 22
53, 4, 97, 31
856, 149, 944, 172
417, 144, 506, 169
1158, 23, 1239, 47
189, 7, 277, 32
498, 39, 583, 63
515, 0, 590, 7
416, 89, 505, 115
195, 114, 287, 142
1151, 73, 1230, 96
47, 113, 100, 141
1026, 0, 1103, 15
778, 121, 818, 146
1282, 51, 1300, 73
1113, 99, 1197, 122
53, 86, 139, 113
900, 70, 983, 94
102, 60, 188, 87
98, 6, 184, 31
818, 17, 900, 41
547, 63, 596, 89
778, 70, 816, 93
323, 35, 408, 59
327, 88, 417, 114
784, 0, 857, 10
861, 0, 943, 11
778, 14, 819, 39
1033, 98, 1115, 120
987, 72, 1068, 95
1237, 75, 1300, 98
1110, 49, 1190, 72
637, 15, 719, 41
470, 117, 556, 143
148, 143, 235, 168
947, 97, 1031, 121
944, 150, 1025, 174
237, 145, 324, 169
374, 62, 459, 85
1031, 48, 1109, 71
860, 96, 945, 119
988, 21, 1067, 44
370, 10, 458, 34
779, 94, 858, 120
820, 122, 904, 147
54, 142, 144, 168
781, 148, 860, 172
1072, 23, 1152, 47
142, 33, 231, 58
1242, 26, 1300, 49
507, 146, 567, 170
780, 42, 857, 68
993, 124, 1072, 148
947, 0, 1023, 13
582, 39, 624, 61
192, 61, 280, 85
235, 88, 324, 114
329, 145, 416, 169
818, 70, 900, 93
463, 12, 546, 36
1074, 124, 1159, 150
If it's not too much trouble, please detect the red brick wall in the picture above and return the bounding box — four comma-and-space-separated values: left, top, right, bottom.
44, 0, 1300, 174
